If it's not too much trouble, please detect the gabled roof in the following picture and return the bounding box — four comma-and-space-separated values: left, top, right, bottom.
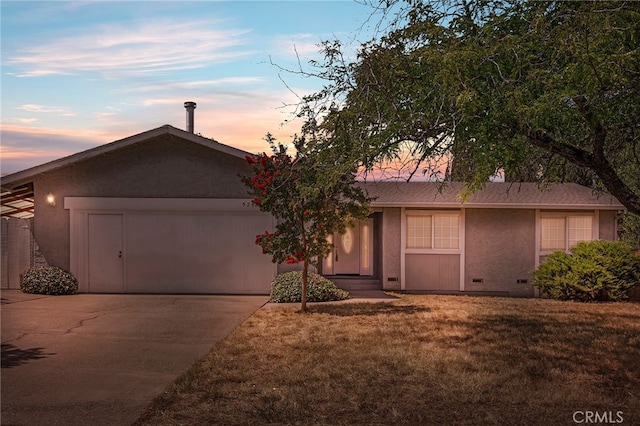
0, 125, 250, 189
0, 125, 253, 218
362, 181, 624, 210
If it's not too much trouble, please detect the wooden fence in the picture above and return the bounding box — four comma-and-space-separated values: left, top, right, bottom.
1, 217, 39, 289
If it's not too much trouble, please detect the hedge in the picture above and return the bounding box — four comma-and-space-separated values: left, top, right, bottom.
533, 240, 640, 301
270, 271, 350, 303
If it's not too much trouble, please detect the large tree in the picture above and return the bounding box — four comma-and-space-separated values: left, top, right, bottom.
302, 0, 640, 214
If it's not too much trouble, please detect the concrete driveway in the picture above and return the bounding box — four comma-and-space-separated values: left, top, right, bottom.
1, 291, 268, 426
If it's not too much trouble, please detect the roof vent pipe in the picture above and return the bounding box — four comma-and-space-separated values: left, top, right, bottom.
184, 101, 196, 133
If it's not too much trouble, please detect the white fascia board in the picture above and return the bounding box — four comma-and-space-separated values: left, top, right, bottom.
370, 202, 623, 210
64, 197, 265, 213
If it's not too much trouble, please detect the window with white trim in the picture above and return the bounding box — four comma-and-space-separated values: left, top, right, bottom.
407, 212, 459, 249
540, 214, 594, 251
407, 215, 432, 248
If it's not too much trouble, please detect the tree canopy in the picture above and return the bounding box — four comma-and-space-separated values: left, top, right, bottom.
301, 0, 640, 214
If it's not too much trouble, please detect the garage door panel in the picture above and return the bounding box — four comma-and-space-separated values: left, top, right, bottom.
125, 212, 274, 294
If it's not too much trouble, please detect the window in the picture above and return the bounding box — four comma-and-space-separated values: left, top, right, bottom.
568, 216, 593, 248
407, 216, 432, 248
434, 215, 459, 249
407, 213, 459, 249
540, 217, 566, 250
541, 214, 594, 251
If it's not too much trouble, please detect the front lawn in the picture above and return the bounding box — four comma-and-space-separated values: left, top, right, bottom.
134, 295, 640, 425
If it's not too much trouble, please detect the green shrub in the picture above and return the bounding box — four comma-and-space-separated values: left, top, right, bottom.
533, 240, 640, 301
270, 271, 350, 303
20, 266, 78, 295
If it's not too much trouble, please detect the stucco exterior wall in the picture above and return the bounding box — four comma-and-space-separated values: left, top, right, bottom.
381, 207, 401, 290
464, 208, 536, 297
32, 134, 252, 270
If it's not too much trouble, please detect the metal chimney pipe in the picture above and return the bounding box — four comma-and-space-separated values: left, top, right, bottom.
184, 101, 196, 133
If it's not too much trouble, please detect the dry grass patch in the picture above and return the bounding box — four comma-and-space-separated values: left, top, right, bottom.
134, 295, 640, 425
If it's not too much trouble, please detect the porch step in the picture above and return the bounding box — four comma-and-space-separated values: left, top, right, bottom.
326, 277, 381, 291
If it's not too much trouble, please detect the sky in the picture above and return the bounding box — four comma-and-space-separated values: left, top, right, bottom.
1, 0, 387, 175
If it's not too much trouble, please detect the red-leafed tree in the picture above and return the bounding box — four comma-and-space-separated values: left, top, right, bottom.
242, 133, 371, 312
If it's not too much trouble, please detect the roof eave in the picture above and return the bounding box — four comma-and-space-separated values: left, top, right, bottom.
370, 201, 625, 210
1, 125, 251, 189
170, 126, 250, 160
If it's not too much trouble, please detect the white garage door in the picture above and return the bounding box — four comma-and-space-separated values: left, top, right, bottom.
125, 212, 273, 293
67, 198, 276, 294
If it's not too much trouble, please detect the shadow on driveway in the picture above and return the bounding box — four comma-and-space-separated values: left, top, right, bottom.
1, 343, 55, 368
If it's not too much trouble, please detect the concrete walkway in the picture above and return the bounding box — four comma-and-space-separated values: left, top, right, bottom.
1, 291, 268, 426
346, 289, 399, 301
263, 289, 399, 309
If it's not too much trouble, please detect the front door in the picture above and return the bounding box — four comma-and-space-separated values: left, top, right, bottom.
88, 214, 124, 293
325, 218, 374, 276
334, 224, 360, 275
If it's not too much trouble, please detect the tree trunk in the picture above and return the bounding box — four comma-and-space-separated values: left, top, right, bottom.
301, 258, 309, 312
